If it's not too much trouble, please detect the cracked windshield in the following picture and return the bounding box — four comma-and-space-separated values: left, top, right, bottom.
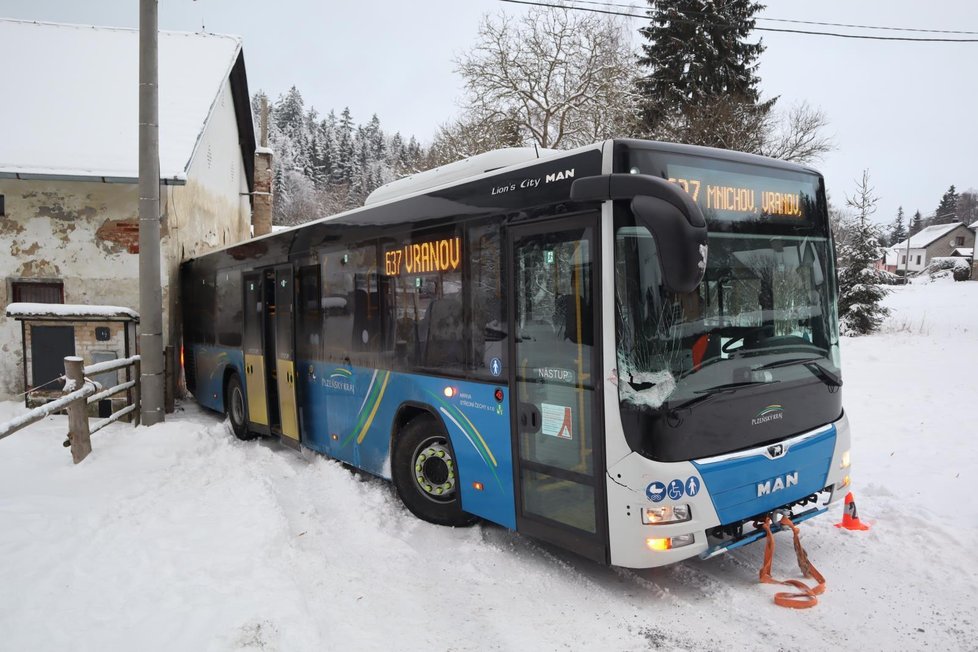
615, 221, 841, 411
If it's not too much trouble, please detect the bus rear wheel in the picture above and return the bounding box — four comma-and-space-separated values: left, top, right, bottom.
225, 374, 255, 440
392, 414, 477, 527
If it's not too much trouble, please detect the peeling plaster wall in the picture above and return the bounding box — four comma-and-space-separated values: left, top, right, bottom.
0, 80, 251, 399
0, 180, 143, 396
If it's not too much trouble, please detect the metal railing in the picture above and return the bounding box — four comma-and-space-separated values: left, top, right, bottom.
0, 355, 141, 464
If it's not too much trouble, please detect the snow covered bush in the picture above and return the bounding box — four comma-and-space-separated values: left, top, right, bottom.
919, 257, 972, 282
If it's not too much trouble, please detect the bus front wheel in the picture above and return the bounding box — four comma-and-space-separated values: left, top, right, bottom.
225, 374, 255, 440
392, 414, 477, 527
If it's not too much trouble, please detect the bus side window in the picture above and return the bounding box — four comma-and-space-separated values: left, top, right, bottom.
216, 270, 242, 348
198, 272, 217, 346
324, 241, 388, 358
468, 223, 504, 378
297, 264, 321, 361
322, 247, 355, 362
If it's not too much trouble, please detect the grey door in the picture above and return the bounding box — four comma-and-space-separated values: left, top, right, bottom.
31, 325, 75, 391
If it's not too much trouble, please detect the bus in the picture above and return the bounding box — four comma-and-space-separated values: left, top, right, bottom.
180, 139, 851, 568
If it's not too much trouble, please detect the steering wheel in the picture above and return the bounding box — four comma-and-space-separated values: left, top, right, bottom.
720, 326, 772, 354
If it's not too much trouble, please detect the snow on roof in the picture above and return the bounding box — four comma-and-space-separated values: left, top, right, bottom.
952, 247, 974, 257
970, 220, 978, 230
891, 222, 965, 250
5, 302, 139, 321
0, 18, 244, 183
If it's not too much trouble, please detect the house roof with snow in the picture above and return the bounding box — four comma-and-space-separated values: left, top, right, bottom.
0, 18, 255, 190
891, 222, 967, 251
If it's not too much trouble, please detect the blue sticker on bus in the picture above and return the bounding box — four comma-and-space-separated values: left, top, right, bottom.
490, 357, 502, 377
646, 481, 666, 503
685, 476, 700, 497
667, 479, 685, 500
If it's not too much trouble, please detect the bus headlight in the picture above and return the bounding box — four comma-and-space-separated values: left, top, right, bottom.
642, 504, 691, 524
840, 449, 851, 469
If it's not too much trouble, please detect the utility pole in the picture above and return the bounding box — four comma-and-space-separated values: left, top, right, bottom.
139, 0, 164, 425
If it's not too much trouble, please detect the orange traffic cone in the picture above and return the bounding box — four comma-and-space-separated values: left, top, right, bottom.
835, 492, 870, 531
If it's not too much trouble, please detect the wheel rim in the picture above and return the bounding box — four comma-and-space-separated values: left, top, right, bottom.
230, 385, 245, 427
412, 437, 456, 503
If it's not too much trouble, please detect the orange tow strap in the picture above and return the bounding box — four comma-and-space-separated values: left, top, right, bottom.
758, 515, 826, 609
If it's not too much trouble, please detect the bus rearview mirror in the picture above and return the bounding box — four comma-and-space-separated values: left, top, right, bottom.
570, 173, 708, 294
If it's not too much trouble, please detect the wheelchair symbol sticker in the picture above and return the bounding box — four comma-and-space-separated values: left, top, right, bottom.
667, 479, 685, 500
646, 481, 666, 503
685, 476, 700, 497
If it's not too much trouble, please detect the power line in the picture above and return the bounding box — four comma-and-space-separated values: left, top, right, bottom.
566, 0, 978, 36
497, 0, 978, 42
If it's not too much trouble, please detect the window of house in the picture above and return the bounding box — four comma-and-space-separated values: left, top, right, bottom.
12, 280, 64, 304
916, 255, 922, 265
901, 255, 906, 264
954, 236, 965, 246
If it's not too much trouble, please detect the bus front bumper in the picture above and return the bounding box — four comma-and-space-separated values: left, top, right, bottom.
605, 414, 852, 568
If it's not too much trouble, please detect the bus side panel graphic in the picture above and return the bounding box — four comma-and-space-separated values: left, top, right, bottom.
298, 360, 516, 530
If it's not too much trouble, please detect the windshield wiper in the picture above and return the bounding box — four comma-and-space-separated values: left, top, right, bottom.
755, 357, 842, 388
668, 380, 780, 412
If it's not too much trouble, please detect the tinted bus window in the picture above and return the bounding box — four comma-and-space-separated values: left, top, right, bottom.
468, 223, 505, 379
216, 270, 242, 347
297, 264, 321, 361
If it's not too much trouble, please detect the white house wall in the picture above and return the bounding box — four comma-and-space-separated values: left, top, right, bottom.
163, 77, 252, 349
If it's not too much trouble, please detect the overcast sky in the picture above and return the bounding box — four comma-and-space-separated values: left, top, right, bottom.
2, 0, 976, 225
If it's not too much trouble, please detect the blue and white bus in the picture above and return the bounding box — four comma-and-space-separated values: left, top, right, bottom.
180, 139, 851, 567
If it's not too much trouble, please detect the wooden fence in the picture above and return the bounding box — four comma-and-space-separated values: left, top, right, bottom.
0, 355, 141, 463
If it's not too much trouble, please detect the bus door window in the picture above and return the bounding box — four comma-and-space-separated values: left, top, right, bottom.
263, 270, 280, 427
512, 224, 599, 535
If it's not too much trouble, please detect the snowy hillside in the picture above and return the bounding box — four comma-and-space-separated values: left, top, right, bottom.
1, 279, 976, 651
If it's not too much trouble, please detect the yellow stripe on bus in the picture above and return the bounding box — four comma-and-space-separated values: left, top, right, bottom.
356, 371, 391, 444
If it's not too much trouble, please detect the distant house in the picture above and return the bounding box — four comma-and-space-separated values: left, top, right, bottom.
883, 222, 975, 274
0, 19, 257, 401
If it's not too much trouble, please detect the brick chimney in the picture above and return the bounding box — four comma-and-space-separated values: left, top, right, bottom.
252, 96, 273, 237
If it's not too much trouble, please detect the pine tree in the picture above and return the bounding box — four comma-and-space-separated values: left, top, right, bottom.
636, 0, 775, 142
909, 210, 923, 236
932, 185, 959, 225
334, 107, 357, 185
837, 171, 889, 335
889, 206, 907, 246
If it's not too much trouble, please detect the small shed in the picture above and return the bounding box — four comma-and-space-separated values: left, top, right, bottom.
4, 303, 138, 410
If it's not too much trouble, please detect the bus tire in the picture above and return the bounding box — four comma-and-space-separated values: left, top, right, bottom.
225, 373, 254, 440
392, 414, 478, 527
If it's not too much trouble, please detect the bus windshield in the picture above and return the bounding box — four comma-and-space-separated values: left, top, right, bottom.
614, 226, 841, 411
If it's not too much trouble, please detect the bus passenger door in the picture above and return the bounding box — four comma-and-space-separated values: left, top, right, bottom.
243, 272, 270, 435
275, 265, 300, 443
507, 214, 608, 564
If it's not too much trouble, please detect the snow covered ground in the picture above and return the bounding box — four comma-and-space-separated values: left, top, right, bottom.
2, 279, 976, 651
